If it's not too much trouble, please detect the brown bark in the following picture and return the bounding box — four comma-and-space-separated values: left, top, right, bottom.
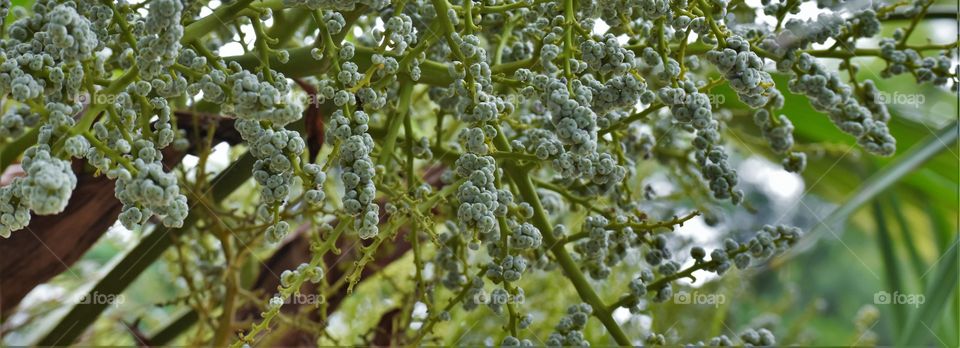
293, 79, 325, 160
0, 170, 122, 315
371, 308, 402, 347
0, 112, 233, 316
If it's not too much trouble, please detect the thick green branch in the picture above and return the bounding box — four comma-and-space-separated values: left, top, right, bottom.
491, 130, 632, 346
181, 0, 258, 43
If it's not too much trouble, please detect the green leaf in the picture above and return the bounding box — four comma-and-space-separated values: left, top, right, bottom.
898, 236, 959, 346
887, 193, 927, 279
925, 199, 956, 255
718, 73, 959, 208
871, 201, 904, 332
781, 120, 959, 258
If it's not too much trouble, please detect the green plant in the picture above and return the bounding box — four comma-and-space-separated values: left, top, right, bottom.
0, 0, 956, 346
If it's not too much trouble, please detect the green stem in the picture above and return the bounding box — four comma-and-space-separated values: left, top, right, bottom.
430, 0, 478, 97
491, 128, 632, 346
378, 80, 413, 168
561, 0, 576, 85
897, 0, 934, 49
413, 267, 487, 345
807, 41, 958, 59
463, 0, 476, 34
231, 218, 346, 347
103, 0, 140, 54
599, 103, 664, 136
469, 0, 548, 13
211, 237, 239, 347
250, 19, 275, 83
181, 0, 256, 44
533, 178, 609, 216
565, 211, 701, 244
403, 100, 416, 191
493, 15, 517, 66
267, 9, 311, 47
622, 230, 798, 311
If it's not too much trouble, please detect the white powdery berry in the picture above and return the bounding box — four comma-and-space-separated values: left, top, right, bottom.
706, 36, 782, 109
137, 0, 184, 80
1, 147, 77, 237
454, 153, 499, 235
327, 109, 379, 239
788, 53, 896, 156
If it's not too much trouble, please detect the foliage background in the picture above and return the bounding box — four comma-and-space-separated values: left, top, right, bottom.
0, 0, 957, 346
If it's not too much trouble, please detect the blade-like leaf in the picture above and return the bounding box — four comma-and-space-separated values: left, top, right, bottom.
718, 73, 959, 208
871, 201, 904, 332
925, 205, 960, 347
887, 193, 927, 279
925, 199, 955, 255
780, 120, 960, 259
898, 236, 959, 346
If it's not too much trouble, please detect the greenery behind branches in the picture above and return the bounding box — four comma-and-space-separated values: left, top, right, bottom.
0, 0, 956, 346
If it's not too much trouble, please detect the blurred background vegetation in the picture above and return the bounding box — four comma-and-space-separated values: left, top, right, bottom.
0, 0, 957, 346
